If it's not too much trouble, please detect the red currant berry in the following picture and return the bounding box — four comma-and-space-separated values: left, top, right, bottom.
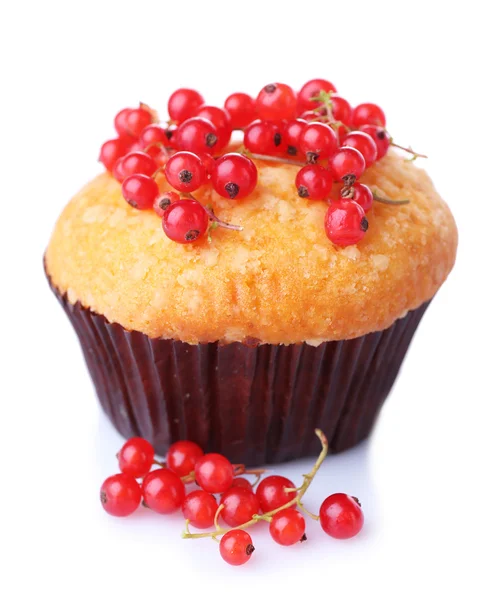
165, 151, 206, 193
359, 125, 390, 160
182, 490, 218, 529
219, 530, 255, 566
99, 137, 133, 171
297, 78, 337, 113
343, 131, 378, 167
325, 201, 368, 247
340, 183, 373, 213
100, 473, 141, 517
195, 105, 231, 151
139, 124, 174, 152
166, 440, 204, 477
153, 191, 179, 217
331, 95, 353, 127
199, 153, 215, 178
283, 119, 307, 157
120, 151, 157, 178
220, 488, 260, 527
231, 478, 253, 492
175, 117, 219, 156
244, 120, 283, 155
269, 508, 306, 546
162, 200, 209, 244
224, 92, 257, 129
319, 493, 364, 539
114, 108, 134, 138
212, 153, 258, 200
256, 83, 297, 121
168, 88, 204, 123
300, 122, 338, 162
194, 453, 234, 494
112, 157, 126, 182
352, 103, 386, 128
142, 468, 185, 514
295, 164, 333, 200
122, 174, 159, 210
255, 476, 296, 513
125, 107, 154, 138
118, 437, 155, 479
329, 146, 366, 185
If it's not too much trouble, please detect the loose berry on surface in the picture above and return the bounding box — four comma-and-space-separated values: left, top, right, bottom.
167, 440, 204, 478
325, 200, 368, 247
118, 437, 155, 479
122, 174, 159, 210
256, 83, 297, 121
269, 508, 306, 546
211, 153, 258, 200
256, 475, 297, 513
219, 530, 255, 566
162, 199, 209, 244
220, 487, 261, 527
182, 490, 218, 529
319, 493, 364, 539
142, 468, 185, 514
224, 92, 257, 129
175, 117, 220, 155
194, 453, 235, 494
100, 473, 141, 517
168, 88, 204, 123
153, 191, 180, 217
164, 151, 206, 192
295, 164, 333, 200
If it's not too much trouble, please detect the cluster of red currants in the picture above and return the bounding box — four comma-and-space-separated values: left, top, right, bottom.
99, 79, 415, 246
100, 430, 364, 567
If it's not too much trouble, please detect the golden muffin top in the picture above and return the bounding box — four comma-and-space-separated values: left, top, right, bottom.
45, 152, 457, 344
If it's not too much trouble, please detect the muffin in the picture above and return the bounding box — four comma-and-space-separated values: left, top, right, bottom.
45, 83, 457, 464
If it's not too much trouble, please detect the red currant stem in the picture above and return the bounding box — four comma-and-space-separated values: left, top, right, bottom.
153, 458, 166, 468
389, 138, 427, 159
180, 470, 196, 484
214, 504, 225, 530
245, 152, 305, 167
250, 473, 263, 488
181, 429, 328, 540
184, 196, 244, 232
297, 500, 320, 521
232, 465, 267, 477
372, 191, 410, 205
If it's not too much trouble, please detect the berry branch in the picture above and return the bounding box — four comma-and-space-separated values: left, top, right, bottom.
182, 429, 328, 541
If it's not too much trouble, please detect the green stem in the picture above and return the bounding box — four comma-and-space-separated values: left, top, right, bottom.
373, 192, 410, 206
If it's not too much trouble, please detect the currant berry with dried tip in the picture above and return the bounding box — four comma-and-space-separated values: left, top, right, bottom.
212, 153, 258, 200
244, 120, 283, 155
118, 437, 155, 478
194, 453, 234, 494
168, 88, 204, 123
297, 78, 337, 113
269, 508, 306, 546
162, 199, 209, 244
340, 183, 373, 213
359, 125, 390, 160
326, 201, 368, 247
329, 146, 366, 185
256, 83, 297, 121
219, 530, 255, 566
195, 105, 231, 151
283, 119, 307, 157
299, 122, 338, 162
319, 493, 364, 539
165, 151, 206, 192
100, 473, 141, 517
352, 103, 386, 128
166, 440, 204, 477
295, 164, 333, 200
153, 191, 179, 217
256, 476, 297, 513
122, 174, 159, 210
224, 92, 257, 129
220, 487, 260, 527
142, 468, 186, 514
343, 131, 378, 168
99, 138, 133, 171
182, 490, 218, 529
175, 117, 220, 155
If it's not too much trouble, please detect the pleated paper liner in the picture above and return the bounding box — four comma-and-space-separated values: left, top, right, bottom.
47, 271, 429, 465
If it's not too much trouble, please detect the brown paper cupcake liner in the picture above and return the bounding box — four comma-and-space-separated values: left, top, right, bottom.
47, 272, 429, 465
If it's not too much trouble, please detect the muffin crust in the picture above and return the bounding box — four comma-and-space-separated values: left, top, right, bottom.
45, 153, 457, 344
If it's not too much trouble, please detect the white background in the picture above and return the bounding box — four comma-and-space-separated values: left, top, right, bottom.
1, 1, 488, 598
